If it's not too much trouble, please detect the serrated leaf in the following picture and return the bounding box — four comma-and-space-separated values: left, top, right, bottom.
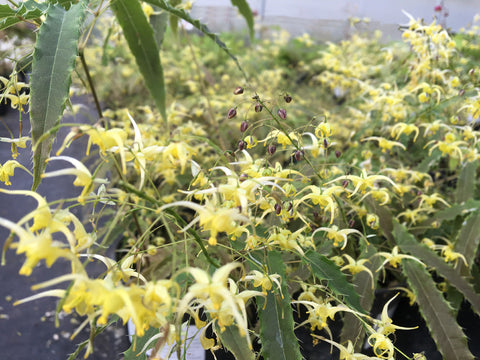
111, 0, 166, 122
0, 0, 48, 31
303, 250, 364, 313
143, 0, 248, 80
454, 211, 480, 275
415, 198, 480, 232
214, 324, 254, 360
230, 0, 254, 41
30, 1, 86, 190
394, 220, 480, 316
257, 251, 302, 360
456, 161, 477, 204
340, 244, 383, 351
402, 260, 474, 360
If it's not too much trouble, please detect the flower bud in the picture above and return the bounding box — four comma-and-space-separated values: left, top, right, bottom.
342, 180, 349, 188
239, 173, 248, 182
240, 121, 249, 132
469, 69, 475, 76
459, 89, 465, 96
284, 94, 292, 103
323, 138, 329, 149
255, 103, 263, 112
294, 149, 304, 162
348, 219, 355, 228
277, 108, 287, 119
434, 5, 442, 11
267, 144, 277, 155
234, 86, 244, 95
227, 108, 237, 119
335, 150, 341, 158
274, 203, 282, 215
238, 140, 246, 151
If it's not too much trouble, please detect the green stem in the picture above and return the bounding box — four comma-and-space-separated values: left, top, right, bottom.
118, 181, 220, 268
79, 50, 103, 120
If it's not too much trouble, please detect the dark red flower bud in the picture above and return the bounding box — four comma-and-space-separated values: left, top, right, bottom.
234, 86, 244, 95
459, 89, 465, 96
434, 5, 442, 12
238, 140, 246, 151
239, 173, 248, 182
255, 103, 263, 112
277, 108, 287, 119
348, 219, 355, 228
294, 150, 304, 162
284, 94, 292, 103
228, 108, 237, 119
274, 203, 282, 215
240, 121, 249, 132
323, 138, 329, 149
267, 144, 277, 155
335, 150, 341, 158
342, 180, 349, 188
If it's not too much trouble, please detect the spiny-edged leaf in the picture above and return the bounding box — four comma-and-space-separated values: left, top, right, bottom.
50, 0, 77, 11
402, 260, 474, 360
230, 0, 254, 41
456, 161, 478, 204
257, 250, 302, 360
214, 324, 255, 360
111, 0, 166, 121
142, 0, 248, 80
394, 220, 480, 316
340, 244, 383, 351
0, 0, 48, 31
124, 326, 160, 360
303, 250, 364, 313
30, 1, 86, 190
415, 198, 480, 231
454, 211, 480, 275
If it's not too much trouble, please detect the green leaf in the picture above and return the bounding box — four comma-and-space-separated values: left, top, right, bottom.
340, 244, 383, 351
124, 326, 160, 360
0, 0, 48, 31
402, 260, 474, 360
303, 250, 364, 313
230, 0, 255, 41
214, 324, 255, 360
30, 1, 86, 190
394, 220, 480, 316
142, 0, 248, 80
258, 251, 302, 360
454, 211, 480, 275
111, 0, 166, 121
456, 161, 478, 204
415, 198, 480, 231
150, 6, 169, 49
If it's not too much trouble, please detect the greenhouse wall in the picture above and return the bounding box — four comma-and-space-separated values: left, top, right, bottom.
190, 0, 479, 41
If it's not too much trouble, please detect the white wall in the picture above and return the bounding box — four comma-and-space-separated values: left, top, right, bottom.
191, 0, 480, 41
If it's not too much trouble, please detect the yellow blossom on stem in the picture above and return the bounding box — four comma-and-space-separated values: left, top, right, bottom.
376, 246, 425, 270
0, 160, 31, 185
41, 156, 108, 204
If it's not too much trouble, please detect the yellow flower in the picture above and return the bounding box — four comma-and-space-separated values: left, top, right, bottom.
0, 160, 30, 185
0, 217, 71, 276
376, 246, 425, 270
42, 156, 108, 204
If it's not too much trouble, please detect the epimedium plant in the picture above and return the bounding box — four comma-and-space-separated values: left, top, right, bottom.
1, 2, 480, 360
